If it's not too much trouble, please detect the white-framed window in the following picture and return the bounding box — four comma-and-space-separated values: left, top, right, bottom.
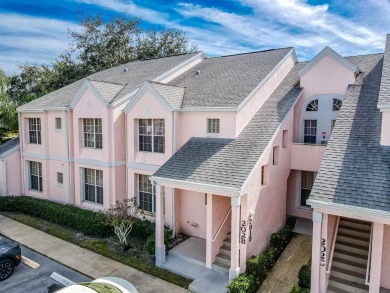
332, 98, 342, 111
83, 118, 102, 149
207, 119, 220, 134
303, 120, 317, 144
28, 118, 41, 144
55, 117, 62, 130
28, 161, 42, 192
83, 168, 103, 204
138, 174, 156, 213
300, 171, 316, 207
306, 99, 318, 111
138, 119, 165, 153
57, 172, 63, 185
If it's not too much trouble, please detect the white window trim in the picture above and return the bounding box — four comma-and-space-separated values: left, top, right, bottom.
81, 168, 103, 205
83, 118, 103, 149
57, 172, 63, 186
297, 171, 315, 211
206, 118, 220, 135
28, 161, 42, 192
138, 174, 156, 215
137, 119, 165, 153
28, 118, 42, 144
55, 117, 62, 132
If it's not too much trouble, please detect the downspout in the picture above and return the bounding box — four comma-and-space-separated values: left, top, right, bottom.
18, 113, 25, 194
2, 159, 6, 196
64, 110, 71, 204
124, 111, 128, 198
172, 111, 177, 237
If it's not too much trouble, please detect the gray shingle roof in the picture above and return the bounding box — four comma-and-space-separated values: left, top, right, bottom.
17, 53, 199, 111
168, 48, 293, 108
153, 62, 303, 190
89, 81, 124, 103
149, 81, 184, 110
378, 34, 390, 107
309, 53, 390, 211
0, 137, 20, 157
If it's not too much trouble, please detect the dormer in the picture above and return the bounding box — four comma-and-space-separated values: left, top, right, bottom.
299, 46, 359, 98
378, 34, 390, 146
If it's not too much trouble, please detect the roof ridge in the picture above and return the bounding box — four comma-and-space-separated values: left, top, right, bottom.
147, 80, 185, 89
210, 47, 293, 59
87, 79, 123, 86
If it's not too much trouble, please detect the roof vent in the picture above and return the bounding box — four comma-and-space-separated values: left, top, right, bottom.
123, 68, 128, 73
195, 70, 201, 75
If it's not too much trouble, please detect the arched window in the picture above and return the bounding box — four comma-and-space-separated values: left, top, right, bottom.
332, 98, 342, 111
306, 100, 318, 111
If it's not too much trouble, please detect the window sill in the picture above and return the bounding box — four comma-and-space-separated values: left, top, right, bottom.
57, 183, 63, 188
55, 129, 62, 132
297, 205, 313, 212
141, 211, 156, 217
137, 151, 165, 154
82, 200, 103, 206
206, 133, 220, 138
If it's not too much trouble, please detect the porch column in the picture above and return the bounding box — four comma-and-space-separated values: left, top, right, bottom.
311, 211, 323, 293
206, 193, 213, 268
229, 197, 241, 281
320, 213, 328, 292
155, 185, 166, 267
369, 223, 384, 293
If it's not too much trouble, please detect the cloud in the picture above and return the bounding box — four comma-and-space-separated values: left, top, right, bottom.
0, 13, 79, 73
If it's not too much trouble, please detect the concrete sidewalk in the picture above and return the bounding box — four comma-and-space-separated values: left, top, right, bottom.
0, 215, 188, 293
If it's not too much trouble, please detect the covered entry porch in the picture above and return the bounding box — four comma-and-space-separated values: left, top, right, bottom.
150, 182, 246, 283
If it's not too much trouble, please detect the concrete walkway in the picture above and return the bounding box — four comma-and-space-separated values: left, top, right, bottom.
258, 234, 312, 293
0, 215, 188, 293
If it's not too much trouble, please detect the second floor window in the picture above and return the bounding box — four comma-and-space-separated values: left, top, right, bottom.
83, 118, 102, 149
138, 119, 165, 153
29, 118, 41, 144
207, 119, 220, 134
304, 120, 317, 144
29, 161, 42, 192
55, 117, 62, 130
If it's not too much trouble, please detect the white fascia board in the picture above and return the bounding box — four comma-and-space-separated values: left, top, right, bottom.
0, 145, 20, 159
308, 199, 390, 225
123, 82, 173, 114
237, 48, 296, 111
240, 89, 303, 192
299, 46, 359, 77
111, 89, 138, 108
378, 103, 390, 111
16, 108, 47, 113
17, 107, 70, 113
70, 80, 108, 109
177, 107, 237, 113
150, 176, 240, 197
153, 52, 206, 82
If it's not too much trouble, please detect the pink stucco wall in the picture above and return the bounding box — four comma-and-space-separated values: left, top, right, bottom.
291, 144, 327, 172
381, 224, 390, 289
242, 108, 294, 258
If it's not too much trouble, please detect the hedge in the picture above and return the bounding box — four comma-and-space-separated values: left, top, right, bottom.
0, 196, 158, 239
290, 259, 311, 292
227, 217, 296, 293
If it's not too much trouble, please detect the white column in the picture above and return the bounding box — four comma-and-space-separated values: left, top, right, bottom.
206, 193, 213, 268
311, 211, 323, 293
155, 185, 166, 267
229, 197, 241, 281
320, 213, 328, 292
369, 223, 384, 293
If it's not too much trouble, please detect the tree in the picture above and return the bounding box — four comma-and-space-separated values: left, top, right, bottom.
101, 198, 140, 250
0, 68, 17, 142
8, 12, 197, 106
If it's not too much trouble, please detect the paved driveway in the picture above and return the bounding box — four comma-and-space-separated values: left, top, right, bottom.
1, 237, 91, 293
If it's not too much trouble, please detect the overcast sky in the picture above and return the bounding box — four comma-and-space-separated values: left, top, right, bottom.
1, 0, 389, 74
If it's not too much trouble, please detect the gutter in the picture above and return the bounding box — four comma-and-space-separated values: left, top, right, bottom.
172, 111, 177, 237
18, 113, 25, 194
64, 111, 72, 204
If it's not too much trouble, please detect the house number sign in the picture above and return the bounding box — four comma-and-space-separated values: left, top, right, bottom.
248, 214, 253, 242
320, 238, 326, 266
241, 220, 247, 244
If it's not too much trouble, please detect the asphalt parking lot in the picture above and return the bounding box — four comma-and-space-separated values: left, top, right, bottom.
1, 236, 91, 293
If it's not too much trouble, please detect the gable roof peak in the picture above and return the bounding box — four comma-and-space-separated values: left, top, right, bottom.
299, 46, 359, 77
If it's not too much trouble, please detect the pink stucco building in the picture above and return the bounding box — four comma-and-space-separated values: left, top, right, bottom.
2, 34, 390, 292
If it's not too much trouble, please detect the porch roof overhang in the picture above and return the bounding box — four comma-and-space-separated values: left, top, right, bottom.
308, 199, 390, 225
150, 176, 241, 197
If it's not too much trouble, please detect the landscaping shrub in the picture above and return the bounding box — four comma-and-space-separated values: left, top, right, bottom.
228, 217, 296, 293
0, 196, 160, 239
226, 273, 259, 293
298, 262, 311, 289
144, 227, 174, 255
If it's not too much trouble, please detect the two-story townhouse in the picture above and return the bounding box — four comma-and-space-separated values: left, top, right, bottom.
2, 33, 390, 293
16, 52, 205, 209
